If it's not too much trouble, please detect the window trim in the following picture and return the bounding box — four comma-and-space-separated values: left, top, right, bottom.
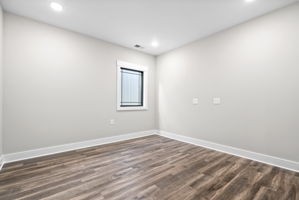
117, 60, 148, 111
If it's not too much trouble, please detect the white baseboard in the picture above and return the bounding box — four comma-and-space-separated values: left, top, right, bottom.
3, 130, 157, 165
0, 155, 4, 171
2, 130, 298, 173
158, 130, 299, 173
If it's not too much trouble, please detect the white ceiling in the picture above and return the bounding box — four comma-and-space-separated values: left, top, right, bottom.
0, 0, 297, 55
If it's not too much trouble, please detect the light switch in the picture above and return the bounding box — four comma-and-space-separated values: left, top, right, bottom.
192, 98, 199, 105
213, 97, 221, 105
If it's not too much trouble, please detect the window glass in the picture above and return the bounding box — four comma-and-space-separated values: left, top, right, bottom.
121, 68, 143, 107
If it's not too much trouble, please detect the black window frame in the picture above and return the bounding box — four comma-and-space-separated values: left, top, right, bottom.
120, 67, 144, 107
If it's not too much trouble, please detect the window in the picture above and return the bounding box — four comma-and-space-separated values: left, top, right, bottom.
120, 68, 144, 107
117, 61, 148, 111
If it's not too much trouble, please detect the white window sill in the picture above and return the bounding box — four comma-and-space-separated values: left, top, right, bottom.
117, 106, 148, 111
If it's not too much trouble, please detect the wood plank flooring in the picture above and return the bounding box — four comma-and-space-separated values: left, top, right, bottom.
0, 135, 298, 200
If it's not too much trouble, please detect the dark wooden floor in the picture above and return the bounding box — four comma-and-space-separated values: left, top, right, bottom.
0, 135, 298, 200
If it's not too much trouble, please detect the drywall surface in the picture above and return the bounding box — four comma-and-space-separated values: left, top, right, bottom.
3, 13, 156, 153
0, 5, 3, 156
157, 3, 299, 162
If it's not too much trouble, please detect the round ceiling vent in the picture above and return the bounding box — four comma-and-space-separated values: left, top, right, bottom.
134, 44, 144, 49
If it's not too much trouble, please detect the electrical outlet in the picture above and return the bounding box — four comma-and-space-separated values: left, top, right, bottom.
110, 119, 115, 125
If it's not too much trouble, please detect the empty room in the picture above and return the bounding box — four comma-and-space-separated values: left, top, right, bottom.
0, 0, 298, 199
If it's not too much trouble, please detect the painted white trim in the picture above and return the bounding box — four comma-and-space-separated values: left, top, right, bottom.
116, 60, 148, 111
158, 130, 299, 173
2, 130, 298, 173
0, 156, 4, 171
3, 130, 157, 164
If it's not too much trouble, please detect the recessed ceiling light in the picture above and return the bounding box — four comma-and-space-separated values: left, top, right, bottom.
50, 2, 63, 12
245, 0, 256, 3
151, 40, 159, 48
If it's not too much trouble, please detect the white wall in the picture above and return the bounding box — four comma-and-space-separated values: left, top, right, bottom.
3, 13, 156, 154
157, 3, 299, 162
2, 3, 299, 164
0, 5, 3, 156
